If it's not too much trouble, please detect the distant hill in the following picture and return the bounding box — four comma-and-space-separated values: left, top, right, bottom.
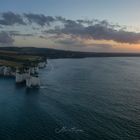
0, 46, 140, 58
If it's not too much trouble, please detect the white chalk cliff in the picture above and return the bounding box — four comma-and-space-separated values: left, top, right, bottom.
0, 60, 47, 88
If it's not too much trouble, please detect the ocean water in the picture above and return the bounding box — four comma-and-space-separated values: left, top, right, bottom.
0, 57, 140, 140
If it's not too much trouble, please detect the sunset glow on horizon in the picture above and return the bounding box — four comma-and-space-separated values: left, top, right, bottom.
1, 0, 140, 52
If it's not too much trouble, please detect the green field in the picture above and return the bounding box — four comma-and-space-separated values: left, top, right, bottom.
0, 50, 45, 68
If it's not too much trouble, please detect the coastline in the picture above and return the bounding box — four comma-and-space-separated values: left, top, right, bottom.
0, 54, 47, 88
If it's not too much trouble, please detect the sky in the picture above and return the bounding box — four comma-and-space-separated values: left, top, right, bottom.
1, 0, 140, 52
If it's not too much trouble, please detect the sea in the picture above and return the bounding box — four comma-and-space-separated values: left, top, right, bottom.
0, 57, 140, 140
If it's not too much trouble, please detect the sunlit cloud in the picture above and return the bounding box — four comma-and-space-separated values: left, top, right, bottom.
1, 12, 140, 52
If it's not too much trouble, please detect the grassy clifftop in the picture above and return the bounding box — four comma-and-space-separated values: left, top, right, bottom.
0, 49, 45, 68
1, 46, 140, 59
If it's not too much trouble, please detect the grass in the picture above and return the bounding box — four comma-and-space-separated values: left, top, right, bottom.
0, 60, 22, 68
0, 51, 45, 68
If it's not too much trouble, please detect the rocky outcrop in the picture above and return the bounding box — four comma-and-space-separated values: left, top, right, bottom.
0, 59, 47, 88
0, 66, 15, 76
15, 69, 30, 83
38, 62, 46, 68
26, 75, 40, 88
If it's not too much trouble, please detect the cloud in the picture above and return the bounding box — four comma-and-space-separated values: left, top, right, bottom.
77, 19, 94, 26
88, 43, 112, 49
39, 35, 48, 39
0, 12, 55, 26
85, 25, 140, 44
56, 37, 84, 47
54, 34, 113, 49
55, 16, 66, 23
48, 21, 140, 44
24, 13, 55, 26
47, 20, 84, 36
0, 12, 25, 25
0, 11, 140, 45
8, 31, 34, 37
0, 31, 14, 44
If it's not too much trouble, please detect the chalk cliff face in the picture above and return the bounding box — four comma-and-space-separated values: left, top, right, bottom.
0, 66, 5, 75
0, 59, 47, 88
0, 66, 15, 76
15, 65, 43, 87
35, 67, 39, 73
15, 72, 23, 83
15, 70, 30, 83
38, 62, 46, 68
26, 76, 40, 87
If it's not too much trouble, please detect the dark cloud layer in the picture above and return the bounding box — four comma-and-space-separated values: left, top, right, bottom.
0, 12, 25, 25
48, 22, 140, 44
85, 25, 140, 44
24, 13, 55, 26
56, 37, 83, 47
0, 31, 14, 44
0, 12, 140, 45
0, 12, 55, 26
8, 31, 34, 37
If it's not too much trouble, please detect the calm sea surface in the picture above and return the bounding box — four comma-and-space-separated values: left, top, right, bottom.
0, 58, 140, 140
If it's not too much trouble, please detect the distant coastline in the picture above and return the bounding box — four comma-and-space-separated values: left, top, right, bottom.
1, 46, 140, 59
0, 46, 140, 88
